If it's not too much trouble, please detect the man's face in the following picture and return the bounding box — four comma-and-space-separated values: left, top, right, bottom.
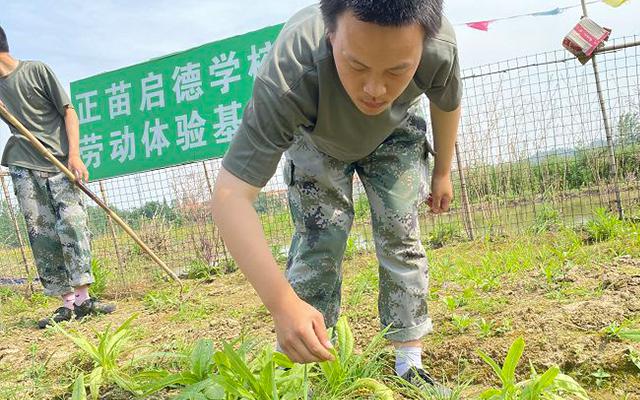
329, 11, 424, 116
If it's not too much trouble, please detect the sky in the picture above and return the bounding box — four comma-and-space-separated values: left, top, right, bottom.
0, 0, 639, 168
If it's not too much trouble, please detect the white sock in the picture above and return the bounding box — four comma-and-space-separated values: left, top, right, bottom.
395, 346, 423, 376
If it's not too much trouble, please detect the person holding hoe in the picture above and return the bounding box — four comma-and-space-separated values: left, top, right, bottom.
0, 26, 115, 329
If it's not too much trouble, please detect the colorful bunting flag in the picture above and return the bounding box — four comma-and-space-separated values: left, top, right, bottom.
466, 21, 493, 31
602, 0, 628, 6
456, 0, 626, 32
532, 7, 563, 16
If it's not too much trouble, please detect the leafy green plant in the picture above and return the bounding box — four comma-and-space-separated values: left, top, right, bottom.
186, 260, 221, 280
316, 317, 393, 399
477, 318, 495, 338
346, 267, 377, 307
71, 373, 87, 400
629, 349, 640, 372
582, 208, 625, 243
354, 194, 371, 220
495, 319, 513, 336
618, 328, 640, 342
57, 314, 141, 400
140, 336, 308, 400
451, 314, 473, 333
443, 289, 474, 312
137, 338, 218, 396
590, 368, 610, 388
601, 321, 623, 339
601, 321, 640, 342
271, 244, 288, 265
539, 258, 566, 287
531, 205, 562, 233
142, 289, 180, 312
427, 222, 463, 249
443, 296, 459, 312
477, 337, 588, 399
343, 236, 359, 260
210, 343, 307, 400
89, 258, 111, 298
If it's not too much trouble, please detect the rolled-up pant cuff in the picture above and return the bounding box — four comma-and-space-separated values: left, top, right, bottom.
383, 318, 433, 342
42, 272, 94, 297
43, 285, 74, 297
70, 272, 94, 288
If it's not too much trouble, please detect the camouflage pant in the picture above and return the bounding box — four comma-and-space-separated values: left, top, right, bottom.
9, 166, 93, 296
284, 115, 432, 342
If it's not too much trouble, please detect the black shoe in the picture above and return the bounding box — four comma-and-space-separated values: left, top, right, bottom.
37, 307, 74, 329
73, 298, 116, 320
400, 367, 453, 397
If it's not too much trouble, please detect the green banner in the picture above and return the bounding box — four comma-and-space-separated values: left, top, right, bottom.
70, 23, 283, 181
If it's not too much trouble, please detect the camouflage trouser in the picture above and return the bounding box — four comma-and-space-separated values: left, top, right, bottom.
284, 115, 432, 342
9, 166, 93, 296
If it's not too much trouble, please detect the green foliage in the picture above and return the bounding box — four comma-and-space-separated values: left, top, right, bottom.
139, 336, 307, 400
71, 373, 87, 400
0, 200, 28, 248
601, 321, 623, 339
629, 349, 640, 372
476, 318, 495, 338
57, 314, 141, 400
89, 259, 111, 298
463, 144, 640, 203
343, 235, 363, 260
316, 317, 393, 399
531, 205, 562, 234
346, 267, 378, 307
428, 222, 463, 248
270, 244, 288, 265
617, 111, 640, 144
618, 329, 640, 342
451, 314, 473, 333
137, 338, 219, 396
129, 200, 182, 225
477, 337, 588, 400
354, 194, 371, 220
254, 191, 288, 215
142, 289, 180, 313
210, 342, 306, 400
590, 368, 611, 388
186, 260, 221, 280
582, 208, 625, 243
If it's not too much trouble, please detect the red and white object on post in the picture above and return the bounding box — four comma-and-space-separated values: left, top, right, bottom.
562, 17, 611, 64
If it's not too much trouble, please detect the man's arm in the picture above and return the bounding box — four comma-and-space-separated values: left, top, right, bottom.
212, 167, 334, 363
429, 102, 461, 213
64, 106, 89, 182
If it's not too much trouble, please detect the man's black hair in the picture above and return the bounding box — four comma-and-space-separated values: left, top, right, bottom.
320, 0, 443, 38
0, 26, 8, 53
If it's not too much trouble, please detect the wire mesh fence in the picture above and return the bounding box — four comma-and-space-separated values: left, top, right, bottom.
1, 35, 638, 293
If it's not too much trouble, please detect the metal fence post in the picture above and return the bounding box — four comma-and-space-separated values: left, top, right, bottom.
98, 180, 126, 288
202, 161, 232, 266
454, 142, 475, 240
581, 0, 624, 219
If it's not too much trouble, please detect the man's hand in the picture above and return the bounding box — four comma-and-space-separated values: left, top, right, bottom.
68, 155, 89, 182
428, 172, 453, 214
272, 296, 334, 364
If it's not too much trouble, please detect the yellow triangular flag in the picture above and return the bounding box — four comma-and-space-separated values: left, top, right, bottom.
602, 0, 628, 7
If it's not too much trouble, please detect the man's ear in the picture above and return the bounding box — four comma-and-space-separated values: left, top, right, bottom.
327, 31, 335, 47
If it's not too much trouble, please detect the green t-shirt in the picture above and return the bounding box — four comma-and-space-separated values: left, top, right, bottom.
0, 60, 72, 172
223, 5, 462, 187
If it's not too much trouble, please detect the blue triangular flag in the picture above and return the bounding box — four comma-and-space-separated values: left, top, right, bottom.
532, 7, 562, 16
